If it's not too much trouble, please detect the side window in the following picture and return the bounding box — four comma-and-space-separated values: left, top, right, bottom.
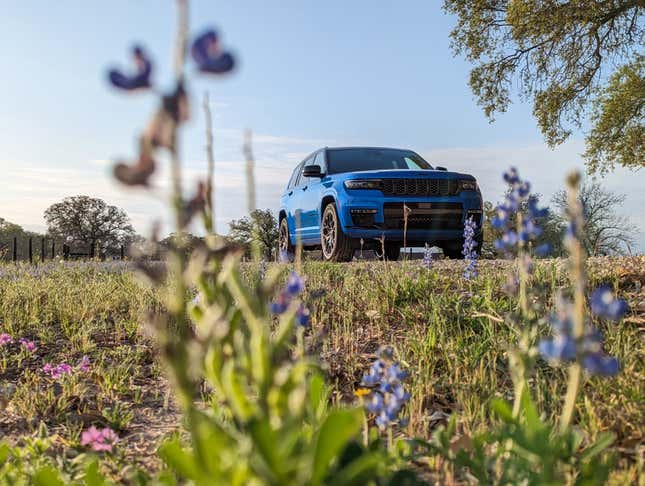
314, 151, 326, 172
298, 156, 314, 186
287, 162, 303, 190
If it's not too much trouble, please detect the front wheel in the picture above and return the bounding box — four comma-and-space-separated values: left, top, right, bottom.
321, 203, 354, 262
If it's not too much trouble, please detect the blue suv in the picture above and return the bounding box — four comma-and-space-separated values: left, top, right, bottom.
279, 147, 483, 261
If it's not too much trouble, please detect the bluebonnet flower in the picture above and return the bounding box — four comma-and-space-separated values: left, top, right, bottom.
191, 30, 235, 74
492, 168, 548, 256
359, 348, 410, 429
108, 45, 152, 91
422, 243, 433, 269
286, 272, 304, 296
538, 296, 620, 376
270, 271, 310, 327
590, 286, 629, 321
462, 216, 479, 279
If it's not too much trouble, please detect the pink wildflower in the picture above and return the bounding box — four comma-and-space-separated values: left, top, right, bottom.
19, 338, 36, 352
43, 362, 73, 379
0, 333, 13, 346
81, 426, 118, 452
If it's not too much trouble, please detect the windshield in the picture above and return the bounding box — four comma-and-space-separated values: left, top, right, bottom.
326, 148, 432, 174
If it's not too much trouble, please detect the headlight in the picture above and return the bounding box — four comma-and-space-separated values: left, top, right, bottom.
344, 179, 382, 190
458, 179, 478, 191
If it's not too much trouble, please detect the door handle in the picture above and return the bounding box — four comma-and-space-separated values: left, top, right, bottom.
288, 190, 293, 196
302, 186, 308, 191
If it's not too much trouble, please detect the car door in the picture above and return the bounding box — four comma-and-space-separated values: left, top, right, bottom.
299, 151, 326, 242
282, 161, 304, 244
289, 158, 312, 242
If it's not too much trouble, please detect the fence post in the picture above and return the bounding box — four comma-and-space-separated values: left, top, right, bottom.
28, 237, 33, 264
51, 241, 55, 259
41, 237, 45, 262
120, 245, 125, 260
12, 237, 17, 262
90, 243, 95, 259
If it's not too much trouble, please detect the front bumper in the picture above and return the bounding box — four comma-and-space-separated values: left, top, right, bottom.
339, 191, 483, 244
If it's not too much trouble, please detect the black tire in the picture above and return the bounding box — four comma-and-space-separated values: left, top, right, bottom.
321, 203, 354, 262
375, 243, 401, 261
443, 243, 464, 260
279, 218, 294, 259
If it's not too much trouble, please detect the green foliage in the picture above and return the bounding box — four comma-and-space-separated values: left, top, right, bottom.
228, 209, 279, 260
149, 247, 408, 485
585, 55, 645, 174
431, 390, 615, 485
44, 195, 135, 251
443, 0, 645, 173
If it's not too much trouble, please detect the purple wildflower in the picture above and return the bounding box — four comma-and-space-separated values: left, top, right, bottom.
191, 29, 235, 74
108, 45, 152, 90
360, 350, 410, 429
462, 216, 479, 279
590, 286, 629, 321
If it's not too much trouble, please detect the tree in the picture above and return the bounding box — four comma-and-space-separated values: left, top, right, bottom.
228, 209, 278, 260
443, 0, 644, 174
44, 196, 135, 252
552, 181, 637, 255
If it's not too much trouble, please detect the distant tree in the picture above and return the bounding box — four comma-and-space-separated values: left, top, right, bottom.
44, 196, 135, 252
552, 182, 637, 256
228, 209, 278, 260
159, 232, 204, 255
443, 1, 644, 174
483, 194, 565, 258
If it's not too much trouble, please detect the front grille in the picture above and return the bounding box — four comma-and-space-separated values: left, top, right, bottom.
381, 202, 463, 230
381, 178, 458, 197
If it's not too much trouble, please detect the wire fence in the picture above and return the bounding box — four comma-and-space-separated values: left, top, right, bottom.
0, 236, 126, 263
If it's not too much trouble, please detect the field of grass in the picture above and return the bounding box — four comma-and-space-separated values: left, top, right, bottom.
0, 257, 643, 483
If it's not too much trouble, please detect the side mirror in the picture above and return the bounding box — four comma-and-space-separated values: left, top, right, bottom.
303, 165, 323, 178
436, 166, 448, 171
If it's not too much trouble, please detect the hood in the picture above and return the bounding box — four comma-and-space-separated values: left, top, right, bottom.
338, 169, 475, 180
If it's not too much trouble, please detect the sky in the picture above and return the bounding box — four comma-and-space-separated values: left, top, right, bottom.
1, 1, 643, 251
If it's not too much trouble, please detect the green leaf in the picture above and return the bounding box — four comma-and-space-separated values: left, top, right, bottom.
579, 432, 615, 462
0, 442, 10, 465
221, 360, 254, 421
84, 460, 107, 486
32, 466, 65, 486
158, 438, 201, 480
330, 452, 385, 485
490, 398, 514, 423
308, 372, 328, 421
311, 408, 363, 485
249, 418, 284, 481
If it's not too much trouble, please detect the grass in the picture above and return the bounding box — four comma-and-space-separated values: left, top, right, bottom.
0, 257, 643, 483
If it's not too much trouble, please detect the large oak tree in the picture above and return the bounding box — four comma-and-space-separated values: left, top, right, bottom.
44, 196, 135, 251
443, 0, 644, 174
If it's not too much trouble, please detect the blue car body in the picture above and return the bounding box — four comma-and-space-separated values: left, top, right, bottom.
279, 147, 483, 260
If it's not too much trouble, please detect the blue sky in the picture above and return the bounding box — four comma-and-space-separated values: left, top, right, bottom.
1, 1, 643, 251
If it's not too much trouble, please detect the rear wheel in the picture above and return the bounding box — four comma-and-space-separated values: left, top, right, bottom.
375, 243, 400, 261
279, 218, 294, 259
321, 203, 354, 262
